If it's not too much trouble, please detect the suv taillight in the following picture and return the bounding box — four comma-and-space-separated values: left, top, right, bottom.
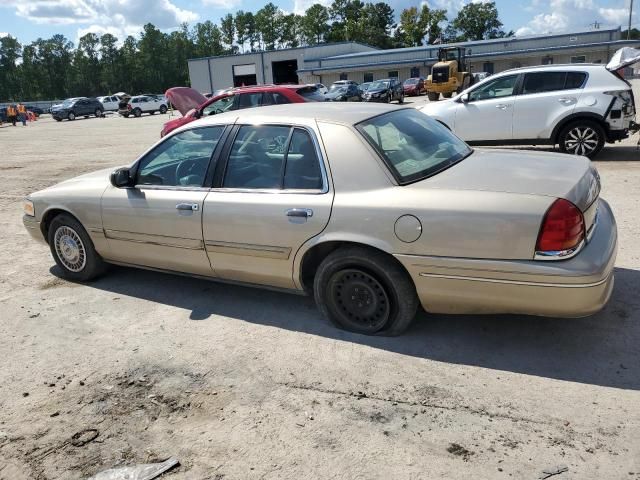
536, 199, 585, 254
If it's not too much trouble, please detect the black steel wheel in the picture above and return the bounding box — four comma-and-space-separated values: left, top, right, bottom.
314, 246, 419, 336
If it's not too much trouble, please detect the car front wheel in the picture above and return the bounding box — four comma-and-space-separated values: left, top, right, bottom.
48, 214, 106, 281
314, 246, 419, 336
558, 120, 605, 158
67, 112, 75, 121
159, 105, 167, 114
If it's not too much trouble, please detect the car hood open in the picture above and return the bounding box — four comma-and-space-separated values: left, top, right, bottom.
165, 87, 207, 115
606, 47, 640, 71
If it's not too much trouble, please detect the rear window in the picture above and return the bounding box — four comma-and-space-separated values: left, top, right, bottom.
357, 109, 472, 185
522, 71, 587, 94
296, 86, 325, 102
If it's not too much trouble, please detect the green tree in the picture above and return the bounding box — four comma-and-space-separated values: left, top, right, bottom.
99, 34, 119, 93
279, 14, 302, 48
451, 1, 505, 41
419, 5, 447, 44
360, 3, 394, 48
256, 3, 283, 50
0, 35, 22, 100
301, 4, 330, 44
193, 21, 224, 57
398, 7, 421, 47
220, 14, 236, 52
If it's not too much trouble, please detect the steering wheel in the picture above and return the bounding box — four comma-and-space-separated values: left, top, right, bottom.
176, 159, 205, 185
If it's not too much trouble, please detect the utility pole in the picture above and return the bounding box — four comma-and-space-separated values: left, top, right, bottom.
629, 0, 634, 40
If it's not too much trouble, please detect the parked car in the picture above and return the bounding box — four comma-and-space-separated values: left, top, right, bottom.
119, 95, 168, 118
421, 60, 638, 158
98, 95, 120, 111
362, 78, 404, 103
472, 72, 491, 83
314, 83, 328, 95
162, 84, 321, 137
51, 97, 104, 121
49, 97, 81, 113
403, 77, 425, 96
22, 103, 616, 336
359, 82, 372, 95
26, 106, 44, 116
325, 83, 361, 102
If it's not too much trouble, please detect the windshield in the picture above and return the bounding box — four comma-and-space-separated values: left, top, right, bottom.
329, 85, 347, 93
404, 78, 418, 85
357, 109, 472, 184
202, 95, 236, 116
370, 80, 390, 90
62, 99, 75, 106
296, 86, 325, 102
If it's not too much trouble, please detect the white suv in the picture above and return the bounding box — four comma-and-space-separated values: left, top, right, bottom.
421, 63, 637, 158
119, 95, 168, 118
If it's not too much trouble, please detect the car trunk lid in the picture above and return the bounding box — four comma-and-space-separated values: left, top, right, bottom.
165, 87, 207, 115
419, 148, 600, 213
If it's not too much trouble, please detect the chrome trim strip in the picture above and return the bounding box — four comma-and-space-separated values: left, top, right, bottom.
204, 240, 291, 259
418, 272, 610, 288
105, 229, 204, 250
586, 207, 599, 242
534, 240, 585, 261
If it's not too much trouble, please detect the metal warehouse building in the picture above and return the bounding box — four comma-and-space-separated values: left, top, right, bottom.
188, 27, 640, 93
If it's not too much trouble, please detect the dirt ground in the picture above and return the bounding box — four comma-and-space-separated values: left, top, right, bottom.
1, 106, 639, 480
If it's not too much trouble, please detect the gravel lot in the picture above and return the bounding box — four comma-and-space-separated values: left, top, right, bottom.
1, 103, 639, 479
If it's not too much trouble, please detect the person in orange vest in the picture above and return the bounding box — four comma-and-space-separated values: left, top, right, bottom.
17, 103, 27, 126
6, 104, 17, 126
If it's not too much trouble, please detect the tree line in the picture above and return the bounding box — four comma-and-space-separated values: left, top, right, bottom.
0, 1, 510, 101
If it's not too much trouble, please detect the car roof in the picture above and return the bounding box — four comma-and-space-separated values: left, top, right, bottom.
192, 103, 406, 130
497, 64, 607, 75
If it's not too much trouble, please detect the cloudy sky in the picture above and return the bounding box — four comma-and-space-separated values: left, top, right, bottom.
0, 0, 636, 44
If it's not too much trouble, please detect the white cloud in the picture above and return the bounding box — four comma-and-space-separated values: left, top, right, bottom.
292, 0, 332, 15
202, 0, 243, 9
516, 0, 635, 36
0, 0, 198, 40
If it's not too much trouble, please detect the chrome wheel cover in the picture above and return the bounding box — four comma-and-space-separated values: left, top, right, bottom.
564, 126, 599, 156
54, 226, 86, 272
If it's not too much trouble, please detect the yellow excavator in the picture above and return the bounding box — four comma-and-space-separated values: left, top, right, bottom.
425, 47, 474, 101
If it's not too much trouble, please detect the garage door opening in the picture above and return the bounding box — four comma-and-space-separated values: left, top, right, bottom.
272, 59, 298, 84
233, 64, 257, 87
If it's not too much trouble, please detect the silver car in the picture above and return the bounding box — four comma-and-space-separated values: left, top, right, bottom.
22, 104, 617, 336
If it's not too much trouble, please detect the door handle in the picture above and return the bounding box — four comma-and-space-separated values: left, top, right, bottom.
496, 104, 510, 110
558, 97, 576, 105
176, 203, 199, 211
286, 208, 313, 218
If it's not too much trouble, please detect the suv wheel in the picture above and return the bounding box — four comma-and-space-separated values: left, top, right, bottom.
67, 111, 76, 121
133, 108, 142, 118
313, 246, 419, 336
558, 120, 605, 158
94, 109, 102, 117
159, 105, 167, 114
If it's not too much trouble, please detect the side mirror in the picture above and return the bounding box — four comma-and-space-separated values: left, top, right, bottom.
110, 167, 134, 188
194, 109, 202, 119
460, 93, 470, 103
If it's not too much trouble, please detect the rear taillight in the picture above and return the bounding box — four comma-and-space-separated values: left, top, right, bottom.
127, 104, 132, 110
536, 199, 585, 254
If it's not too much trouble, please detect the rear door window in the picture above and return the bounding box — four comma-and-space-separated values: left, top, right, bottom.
223, 125, 323, 191
237, 92, 263, 109
522, 71, 588, 94
565, 72, 587, 89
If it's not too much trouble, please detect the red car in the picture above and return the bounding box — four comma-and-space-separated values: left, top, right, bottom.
162, 84, 324, 137
403, 77, 425, 96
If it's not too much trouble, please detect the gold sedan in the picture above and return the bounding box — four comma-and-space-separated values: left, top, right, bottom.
23, 103, 617, 335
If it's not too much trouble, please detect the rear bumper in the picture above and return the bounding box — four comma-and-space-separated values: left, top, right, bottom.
23, 215, 47, 245
395, 199, 617, 318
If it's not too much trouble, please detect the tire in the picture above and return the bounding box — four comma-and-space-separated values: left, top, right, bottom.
123, 114, 130, 118
313, 246, 419, 336
55, 118, 62, 122
67, 111, 76, 121
95, 109, 101, 117
427, 92, 439, 101
442, 92, 453, 99
84, 116, 89, 119
47, 214, 106, 282
557, 120, 605, 159
159, 105, 167, 114
133, 108, 142, 118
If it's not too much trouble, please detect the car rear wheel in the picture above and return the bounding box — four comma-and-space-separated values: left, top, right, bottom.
94, 109, 102, 117
558, 120, 605, 158
427, 92, 439, 101
159, 105, 167, 114
67, 112, 75, 121
442, 92, 453, 98
314, 246, 419, 336
133, 108, 142, 118
48, 214, 106, 282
